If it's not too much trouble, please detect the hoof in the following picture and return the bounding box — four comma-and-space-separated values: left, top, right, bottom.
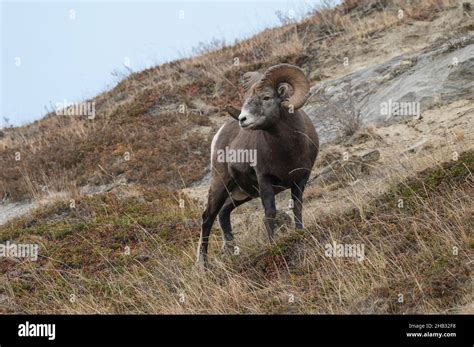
222, 241, 240, 256
196, 252, 209, 271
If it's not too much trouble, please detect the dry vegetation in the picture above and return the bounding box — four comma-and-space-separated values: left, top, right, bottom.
0, 0, 472, 314
0, 151, 472, 313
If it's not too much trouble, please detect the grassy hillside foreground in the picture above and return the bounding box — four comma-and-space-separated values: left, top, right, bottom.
0, 151, 471, 313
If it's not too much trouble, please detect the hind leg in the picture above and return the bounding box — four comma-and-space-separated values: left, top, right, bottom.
198, 183, 231, 268
218, 196, 252, 254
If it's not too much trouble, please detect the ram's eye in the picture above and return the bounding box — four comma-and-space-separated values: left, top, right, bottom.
262, 96, 271, 101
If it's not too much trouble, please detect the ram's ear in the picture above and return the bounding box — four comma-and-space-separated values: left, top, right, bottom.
225, 105, 241, 120
277, 82, 292, 100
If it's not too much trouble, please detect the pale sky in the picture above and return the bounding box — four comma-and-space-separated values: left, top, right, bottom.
0, 0, 335, 127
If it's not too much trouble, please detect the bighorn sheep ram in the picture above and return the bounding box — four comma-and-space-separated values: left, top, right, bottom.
198, 63, 319, 267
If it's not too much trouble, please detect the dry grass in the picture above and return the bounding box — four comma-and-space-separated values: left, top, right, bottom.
0, 112, 211, 201
0, 152, 472, 314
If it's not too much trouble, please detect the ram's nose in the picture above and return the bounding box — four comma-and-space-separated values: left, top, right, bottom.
238, 110, 249, 124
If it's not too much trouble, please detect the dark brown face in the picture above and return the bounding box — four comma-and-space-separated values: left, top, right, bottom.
238, 86, 284, 130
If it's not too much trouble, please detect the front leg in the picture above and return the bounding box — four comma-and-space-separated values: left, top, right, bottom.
258, 175, 277, 242
291, 175, 309, 229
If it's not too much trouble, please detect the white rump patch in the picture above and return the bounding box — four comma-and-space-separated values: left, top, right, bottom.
210, 124, 225, 167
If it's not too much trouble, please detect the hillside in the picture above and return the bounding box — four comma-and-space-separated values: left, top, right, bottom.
0, 0, 473, 314
2, 0, 473, 202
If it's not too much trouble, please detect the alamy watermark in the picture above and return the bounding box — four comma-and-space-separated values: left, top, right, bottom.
380, 99, 420, 121
18, 321, 55, 340
324, 242, 365, 262
217, 146, 257, 167
0, 241, 39, 261
55, 99, 96, 119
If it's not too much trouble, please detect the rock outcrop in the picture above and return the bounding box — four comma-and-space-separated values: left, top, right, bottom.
305, 34, 474, 144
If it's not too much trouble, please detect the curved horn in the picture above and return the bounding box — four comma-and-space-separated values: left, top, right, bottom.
257, 64, 310, 109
